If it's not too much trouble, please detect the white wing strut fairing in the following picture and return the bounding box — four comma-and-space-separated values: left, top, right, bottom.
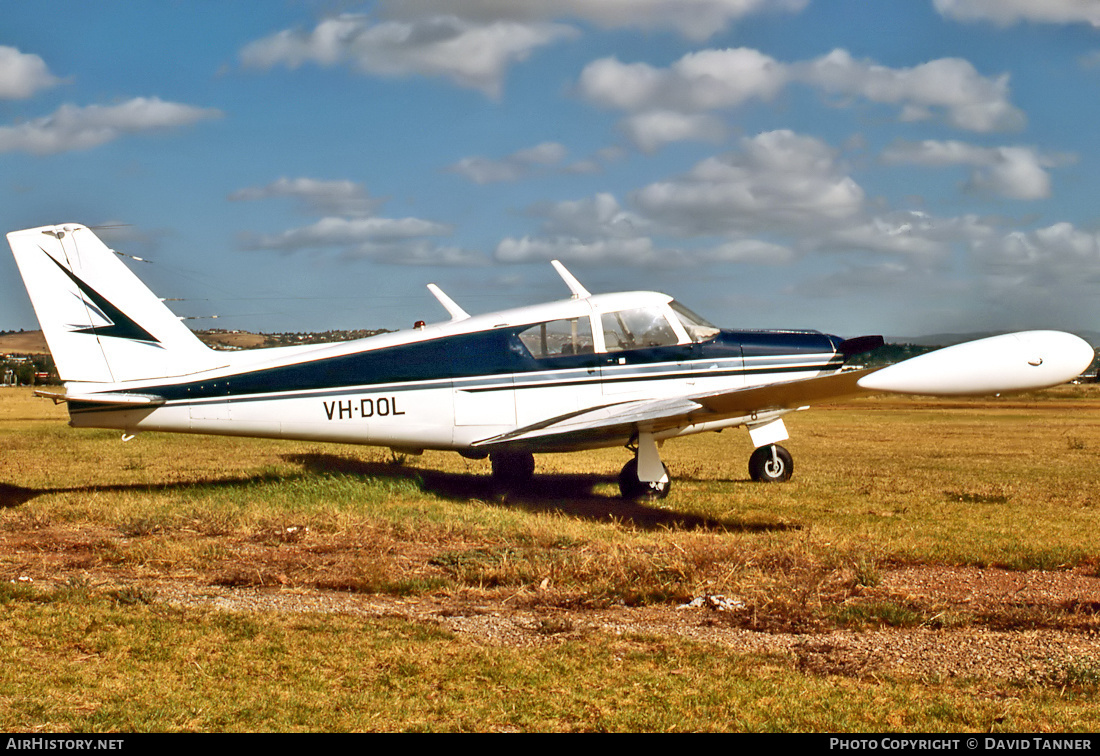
7, 223, 1095, 500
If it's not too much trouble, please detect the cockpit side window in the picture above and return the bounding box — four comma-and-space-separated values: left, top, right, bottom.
517, 317, 596, 359
669, 300, 720, 343
601, 308, 680, 353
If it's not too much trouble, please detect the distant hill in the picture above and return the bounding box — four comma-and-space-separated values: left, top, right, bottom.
0, 330, 49, 354
195, 330, 268, 350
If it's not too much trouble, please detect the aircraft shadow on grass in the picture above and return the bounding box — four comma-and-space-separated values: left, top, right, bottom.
284, 452, 795, 533
0, 455, 797, 534
0, 475, 287, 510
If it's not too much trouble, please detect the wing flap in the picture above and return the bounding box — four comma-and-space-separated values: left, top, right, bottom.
474, 396, 704, 447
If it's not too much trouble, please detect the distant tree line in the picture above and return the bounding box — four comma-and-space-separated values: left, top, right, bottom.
257, 329, 391, 348
859, 343, 938, 368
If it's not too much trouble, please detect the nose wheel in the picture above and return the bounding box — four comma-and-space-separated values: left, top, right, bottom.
749, 444, 793, 483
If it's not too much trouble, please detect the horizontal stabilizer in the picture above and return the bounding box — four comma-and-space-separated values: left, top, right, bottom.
34, 388, 165, 406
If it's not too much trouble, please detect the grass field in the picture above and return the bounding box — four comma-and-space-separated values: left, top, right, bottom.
2, 385, 1100, 731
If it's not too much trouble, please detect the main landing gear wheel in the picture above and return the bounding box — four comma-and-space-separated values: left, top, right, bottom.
748, 444, 793, 483
490, 451, 536, 487
618, 458, 672, 501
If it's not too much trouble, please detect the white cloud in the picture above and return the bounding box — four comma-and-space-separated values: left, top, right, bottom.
494, 133, 1013, 270
447, 141, 568, 183
578, 48, 787, 112
530, 192, 650, 238
229, 177, 382, 217
964, 221, 1100, 327
934, 0, 1100, 27
0, 46, 62, 99
633, 130, 865, 234
0, 97, 222, 155
578, 47, 1024, 149
496, 191, 662, 264
797, 50, 1025, 133
493, 135, 858, 267
234, 182, 472, 264
494, 231, 793, 267
239, 215, 483, 265
620, 111, 726, 153
975, 222, 1100, 276
240, 14, 576, 98
822, 214, 952, 258
381, 0, 809, 40
346, 239, 485, 266
701, 239, 795, 264
240, 216, 452, 251
881, 140, 1073, 200
496, 234, 665, 264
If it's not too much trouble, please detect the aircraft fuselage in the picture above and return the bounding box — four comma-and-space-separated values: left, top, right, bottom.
66, 324, 843, 454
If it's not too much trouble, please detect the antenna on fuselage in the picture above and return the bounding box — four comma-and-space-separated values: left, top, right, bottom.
426, 283, 470, 321
551, 260, 590, 299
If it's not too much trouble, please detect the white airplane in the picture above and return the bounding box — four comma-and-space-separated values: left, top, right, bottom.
6, 223, 1095, 499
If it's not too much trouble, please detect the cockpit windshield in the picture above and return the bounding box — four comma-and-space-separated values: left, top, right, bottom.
601, 307, 680, 352
669, 300, 720, 343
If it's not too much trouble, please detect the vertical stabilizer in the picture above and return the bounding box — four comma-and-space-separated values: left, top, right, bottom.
7, 224, 221, 383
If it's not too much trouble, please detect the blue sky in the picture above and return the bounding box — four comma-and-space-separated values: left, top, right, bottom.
4, 0, 1100, 339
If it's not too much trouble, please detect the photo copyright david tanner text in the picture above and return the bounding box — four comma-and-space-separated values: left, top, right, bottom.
830, 737, 1094, 751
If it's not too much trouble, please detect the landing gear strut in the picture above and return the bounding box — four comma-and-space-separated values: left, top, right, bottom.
489, 451, 535, 487
748, 444, 793, 483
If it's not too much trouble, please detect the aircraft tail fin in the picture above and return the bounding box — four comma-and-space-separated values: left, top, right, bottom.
7, 223, 221, 384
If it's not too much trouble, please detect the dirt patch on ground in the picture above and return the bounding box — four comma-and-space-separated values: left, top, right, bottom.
5, 523, 1100, 685
138, 577, 1100, 685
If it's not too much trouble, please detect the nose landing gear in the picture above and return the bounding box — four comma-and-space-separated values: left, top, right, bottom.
748, 444, 793, 483
618, 430, 671, 500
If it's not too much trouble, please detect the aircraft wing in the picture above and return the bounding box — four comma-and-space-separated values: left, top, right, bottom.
474, 367, 880, 449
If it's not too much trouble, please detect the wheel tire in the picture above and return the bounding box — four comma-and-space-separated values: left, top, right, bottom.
490, 451, 536, 487
618, 458, 672, 500
748, 444, 793, 483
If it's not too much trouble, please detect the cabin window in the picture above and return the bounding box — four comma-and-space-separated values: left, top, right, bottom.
601, 308, 680, 352
669, 300, 720, 343
517, 317, 596, 359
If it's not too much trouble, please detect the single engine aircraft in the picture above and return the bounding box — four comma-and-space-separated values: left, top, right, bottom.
7, 223, 1095, 499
